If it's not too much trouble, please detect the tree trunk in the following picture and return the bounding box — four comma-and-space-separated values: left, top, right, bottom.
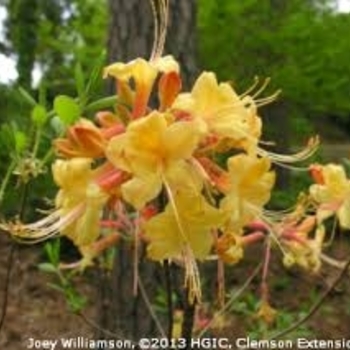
107, 0, 198, 88
266, 0, 290, 189
98, 0, 198, 341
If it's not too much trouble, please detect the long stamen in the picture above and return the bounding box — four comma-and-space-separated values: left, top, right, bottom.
251, 77, 271, 99
163, 178, 202, 302
7, 204, 84, 244
156, 0, 169, 58
150, 0, 169, 61
257, 136, 319, 165
239, 76, 260, 98
149, 0, 159, 61
259, 215, 288, 256
255, 90, 282, 106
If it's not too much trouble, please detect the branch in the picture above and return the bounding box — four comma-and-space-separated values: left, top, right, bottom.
138, 277, 166, 337
269, 257, 350, 340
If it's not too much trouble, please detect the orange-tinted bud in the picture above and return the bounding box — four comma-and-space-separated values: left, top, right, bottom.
158, 71, 182, 111
54, 119, 106, 158
141, 205, 158, 220
96, 111, 120, 128
309, 164, 324, 184
197, 157, 230, 191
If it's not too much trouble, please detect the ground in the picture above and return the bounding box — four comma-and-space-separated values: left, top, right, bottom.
0, 230, 350, 350
0, 234, 96, 350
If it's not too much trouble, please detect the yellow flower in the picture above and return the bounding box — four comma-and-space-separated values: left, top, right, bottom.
104, 56, 179, 80
6, 158, 109, 254
144, 191, 225, 261
216, 232, 244, 265
173, 72, 262, 151
282, 224, 325, 273
53, 158, 108, 247
106, 111, 202, 209
220, 154, 275, 229
310, 164, 350, 229
104, 56, 179, 118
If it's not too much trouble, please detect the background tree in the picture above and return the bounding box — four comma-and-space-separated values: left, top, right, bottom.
99, 0, 198, 340
198, 0, 350, 135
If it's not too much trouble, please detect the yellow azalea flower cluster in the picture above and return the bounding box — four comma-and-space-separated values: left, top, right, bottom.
310, 163, 350, 229
6, 51, 347, 302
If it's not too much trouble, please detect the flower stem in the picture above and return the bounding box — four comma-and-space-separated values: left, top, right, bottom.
0, 160, 16, 207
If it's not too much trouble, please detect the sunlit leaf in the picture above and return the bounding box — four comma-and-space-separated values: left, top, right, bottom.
54, 95, 81, 125
31, 105, 48, 126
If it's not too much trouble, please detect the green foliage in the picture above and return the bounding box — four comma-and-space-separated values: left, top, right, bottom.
38, 239, 87, 313
5, 0, 39, 88
54, 95, 81, 126
2, 0, 107, 94
31, 104, 48, 126
230, 292, 314, 340
198, 0, 350, 133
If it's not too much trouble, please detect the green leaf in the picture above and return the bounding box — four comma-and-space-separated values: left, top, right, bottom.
83, 96, 118, 113
14, 130, 27, 154
47, 282, 65, 293
31, 105, 48, 126
39, 83, 47, 108
54, 95, 81, 126
0, 124, 15, 151
17, 87, 37, 107
50, 116, 65, 135
44, 240, 61, 266
85, 51, 106, 97
74, 62, 86, 101
38, 263, 57, 274
67, 293, 87, 313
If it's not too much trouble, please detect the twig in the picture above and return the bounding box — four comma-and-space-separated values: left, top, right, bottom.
198, 262, 263, 338
269, 257, 350, 340
77, 311, 136, 343
138, 277, 166, 337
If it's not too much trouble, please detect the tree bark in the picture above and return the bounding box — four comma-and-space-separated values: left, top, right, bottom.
107, 0, 198, 88
98, 0, 198, 341
266, 0, 290, 189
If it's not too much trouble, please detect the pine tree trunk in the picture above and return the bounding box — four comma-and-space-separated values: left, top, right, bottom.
98, 0, 198, 341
